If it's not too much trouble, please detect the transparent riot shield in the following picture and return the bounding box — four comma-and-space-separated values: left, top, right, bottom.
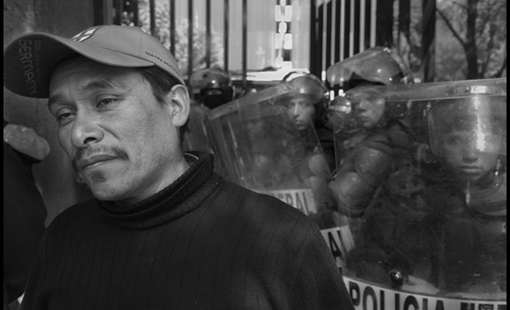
182, 99, 229, 177
327, 78, 506, 309
327, 95, 363, 168
208, 83, 335, 217
182, 100, 213, 153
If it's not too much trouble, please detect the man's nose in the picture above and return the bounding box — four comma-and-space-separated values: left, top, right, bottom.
291, 104, 301, 117
462, 145, 480, 163
71, 114, 104, 148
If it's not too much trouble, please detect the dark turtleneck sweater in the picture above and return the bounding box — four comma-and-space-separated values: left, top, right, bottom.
20, 152, 353, 310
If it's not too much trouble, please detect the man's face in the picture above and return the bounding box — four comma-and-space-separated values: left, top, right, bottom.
350, 83, 386, 129
49, 57, 187, 205
285, 97, 316, 131
439, 130, 502, 182
353, 97, 385, 129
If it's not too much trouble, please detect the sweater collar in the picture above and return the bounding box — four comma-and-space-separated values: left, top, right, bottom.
97, 151, 221, 229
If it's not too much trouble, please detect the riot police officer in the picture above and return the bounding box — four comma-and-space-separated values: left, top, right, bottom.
189, 67, 236, 109
407, 84, 506, 296
280, 72, 335, 171
268, 72, 347, 229
326, 47, 414, 218
346, 78, 506, 299
182, 68, 236, 175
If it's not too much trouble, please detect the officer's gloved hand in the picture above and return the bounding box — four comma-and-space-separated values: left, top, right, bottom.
4, 124, 50, 161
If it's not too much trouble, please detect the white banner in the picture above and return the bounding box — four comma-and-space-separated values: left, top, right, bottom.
343, 277, 506, 310
264, 188, 317, 215
321, 226, 356, 269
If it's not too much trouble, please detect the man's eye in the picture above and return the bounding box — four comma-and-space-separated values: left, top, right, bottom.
97, 98, 117, 108
56, 111, 75, 124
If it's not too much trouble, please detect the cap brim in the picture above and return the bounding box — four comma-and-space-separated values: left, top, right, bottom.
4, 33, 155, 98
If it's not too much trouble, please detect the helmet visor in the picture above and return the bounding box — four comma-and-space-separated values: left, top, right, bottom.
428, 95, 506, 157
327, 47, 407, 85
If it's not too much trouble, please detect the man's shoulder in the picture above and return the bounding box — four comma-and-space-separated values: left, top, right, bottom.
219, 180, 316, 227
221, 179, 295, 205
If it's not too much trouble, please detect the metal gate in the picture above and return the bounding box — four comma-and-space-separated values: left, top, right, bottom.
99, 0, 432, 88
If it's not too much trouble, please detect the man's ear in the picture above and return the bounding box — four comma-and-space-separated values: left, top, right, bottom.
165, 84, 190, 127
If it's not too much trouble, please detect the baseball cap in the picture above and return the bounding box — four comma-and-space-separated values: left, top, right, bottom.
3, 25, 185, 98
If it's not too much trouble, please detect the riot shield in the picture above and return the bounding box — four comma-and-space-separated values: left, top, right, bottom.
327, 78, 506, 309
208, 83, 335, 217
182, 99, 228, 176
327, 94, 363, 168
182, 100, 213, 153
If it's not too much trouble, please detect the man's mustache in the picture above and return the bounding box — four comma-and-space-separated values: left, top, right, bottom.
71, 145, 127, 173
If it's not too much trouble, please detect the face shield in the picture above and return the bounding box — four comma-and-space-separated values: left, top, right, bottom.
427, 95, 506, 159
404, 79, 507, 184
326, 46, 413, 87
282, 73, 328, 102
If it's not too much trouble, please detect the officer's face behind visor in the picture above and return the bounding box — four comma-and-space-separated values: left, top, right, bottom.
346, 86, 386, 130
428, 95, 506, 182
201, 89, 229, 109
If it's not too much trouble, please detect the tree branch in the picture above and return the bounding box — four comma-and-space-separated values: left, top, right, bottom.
450, 0, 468, 10
481, 25, 495, 77
436, 7, 467, 48
492, 42, 507, 78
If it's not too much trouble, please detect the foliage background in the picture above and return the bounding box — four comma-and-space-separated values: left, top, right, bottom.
126, 0, 224, 78
395, 0, 506, 82
128, 0, 506, 82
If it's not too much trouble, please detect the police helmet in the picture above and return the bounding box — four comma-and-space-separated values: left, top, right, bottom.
280, 71, 330, 126
408, 82, 506, 157
189, 68, 235, 109
327, 47, 414, 89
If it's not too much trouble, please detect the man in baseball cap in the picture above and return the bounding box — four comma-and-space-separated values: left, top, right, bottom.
4, 25, 354, 310
4, 25, 184, 98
